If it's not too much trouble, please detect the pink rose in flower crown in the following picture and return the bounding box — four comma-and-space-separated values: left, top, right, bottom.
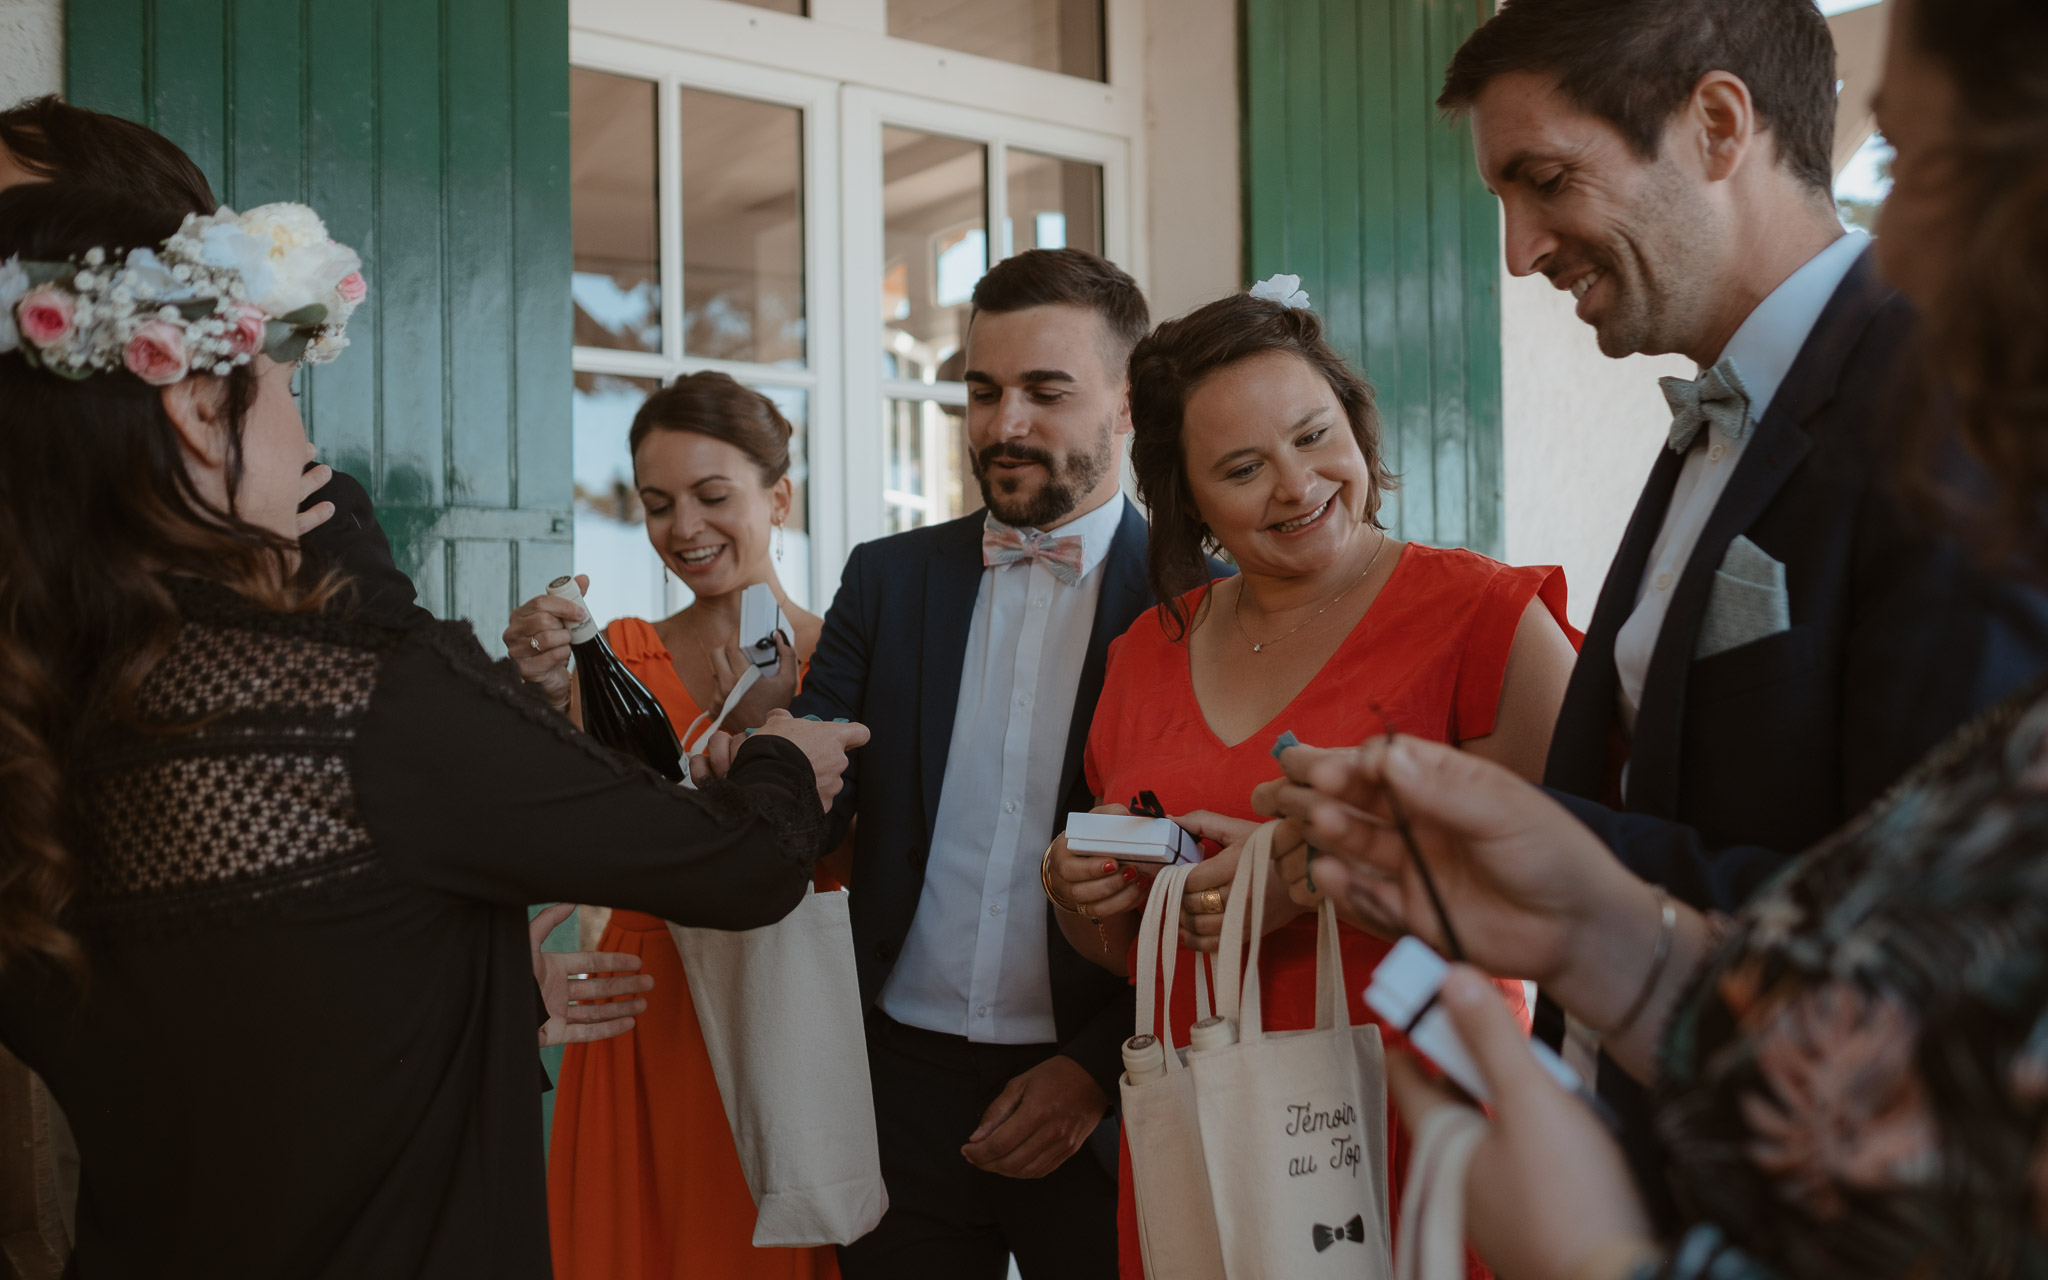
16, 285, 75, 347
225, 304, 267, 358
335, 271, 366, 307
124, 321, 190, 386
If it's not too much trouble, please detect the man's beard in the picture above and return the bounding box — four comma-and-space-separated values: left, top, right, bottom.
972, 423, 1115, 529
1565, 158, 1717, 359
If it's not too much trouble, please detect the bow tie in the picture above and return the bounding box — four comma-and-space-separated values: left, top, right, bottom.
981, 516, 1085, 587
1661, 357, 1754, 454
1312, 1214, 1365, 1253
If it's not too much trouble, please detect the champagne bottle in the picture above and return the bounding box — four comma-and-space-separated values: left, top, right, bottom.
546, 575, 688, 784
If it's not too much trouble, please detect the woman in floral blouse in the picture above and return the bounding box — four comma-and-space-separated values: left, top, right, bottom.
1255, 0, 2048, 1277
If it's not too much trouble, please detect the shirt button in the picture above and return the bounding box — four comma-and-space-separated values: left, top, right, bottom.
1003, 800, 1017, 814
1032, 596, 1048, 609
988, 904, 1003, 916
1653, 571, 1674, 592
976, 1005, 990, 1018
1709, 443, 1726, 463
1017, 693, 1032, 708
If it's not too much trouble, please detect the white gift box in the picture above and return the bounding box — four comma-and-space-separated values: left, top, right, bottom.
1065, 812, 1201, 865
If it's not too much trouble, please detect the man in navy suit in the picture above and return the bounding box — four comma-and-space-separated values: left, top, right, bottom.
791, 250, 1155, 1278
1439, 0, 2048, 1217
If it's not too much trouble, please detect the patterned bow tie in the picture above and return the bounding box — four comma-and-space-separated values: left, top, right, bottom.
981, 515, 1085, 587
1661, 357, 1754, 454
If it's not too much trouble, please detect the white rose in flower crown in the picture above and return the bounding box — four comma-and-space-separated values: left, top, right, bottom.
194, 204, 361, 323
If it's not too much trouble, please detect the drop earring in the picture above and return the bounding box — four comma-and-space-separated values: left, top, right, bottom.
773, 522, 785, 563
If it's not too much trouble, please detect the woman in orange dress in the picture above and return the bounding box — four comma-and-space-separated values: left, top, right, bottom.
1046, 290, 1581, 1278
504, 372, 840, 1280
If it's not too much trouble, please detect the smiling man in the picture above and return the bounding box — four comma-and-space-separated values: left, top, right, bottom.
1439, 0, 2048, 1221
791, 249, 1158, 1279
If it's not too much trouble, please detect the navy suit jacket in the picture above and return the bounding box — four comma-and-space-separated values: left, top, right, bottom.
1544, 247, 2048, 911
790, 502, 1156, 1102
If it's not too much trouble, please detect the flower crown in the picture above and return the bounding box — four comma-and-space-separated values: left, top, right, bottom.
0, 202, 366, 387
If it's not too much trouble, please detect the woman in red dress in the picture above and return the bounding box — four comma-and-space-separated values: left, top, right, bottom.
503, 373, 840, 1280
1047, 290, 1581, 1278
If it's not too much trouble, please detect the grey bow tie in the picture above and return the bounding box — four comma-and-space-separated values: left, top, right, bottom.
1661, 358, 1754, 454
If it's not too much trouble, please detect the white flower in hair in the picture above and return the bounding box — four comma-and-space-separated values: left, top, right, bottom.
185, 203, 361, 323
1248, 273, 1312, 310
0, 256, 27, 355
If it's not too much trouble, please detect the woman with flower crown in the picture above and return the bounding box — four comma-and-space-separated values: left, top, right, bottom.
0, 179, 865, 1277
1041, 280, 1580, 1278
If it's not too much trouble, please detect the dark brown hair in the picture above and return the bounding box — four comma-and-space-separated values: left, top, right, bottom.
0, 182, 327, 979
0, 95, 217, 215
1905, 0, 2048, 571
1438, 0, 1837, 194
969, 247, 1150, 367
1128, 294, 1397, 641
629, 371, 793, 485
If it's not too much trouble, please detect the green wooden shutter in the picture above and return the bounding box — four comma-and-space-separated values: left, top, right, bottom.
1243, 0, 1503, 556
65, 0, 574, 652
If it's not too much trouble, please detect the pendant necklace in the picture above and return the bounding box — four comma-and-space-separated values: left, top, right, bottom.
1234, 529, 1387, 654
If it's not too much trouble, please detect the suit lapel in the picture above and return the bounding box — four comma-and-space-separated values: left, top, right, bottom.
1058, 502, 1152, 806
1545, 445, 1686, 794
1626, 249, 1891, 815
919, 516, 989, 840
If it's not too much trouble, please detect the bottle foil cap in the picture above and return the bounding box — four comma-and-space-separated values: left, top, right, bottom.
547, 575, 600, 645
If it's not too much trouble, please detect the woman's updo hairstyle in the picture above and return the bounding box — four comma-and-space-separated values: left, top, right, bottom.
1127, 292, 1397, 640
628, 371, 793, 486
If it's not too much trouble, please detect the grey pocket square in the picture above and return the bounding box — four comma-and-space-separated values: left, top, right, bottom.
1695, 535, 1790, 658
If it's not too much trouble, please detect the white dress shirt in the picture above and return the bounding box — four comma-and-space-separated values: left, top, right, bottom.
1612, 231, 1869, 734
879, 492, 1127, 1044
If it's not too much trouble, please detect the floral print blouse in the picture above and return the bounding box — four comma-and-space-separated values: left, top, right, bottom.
1647, 677, 2048, 1279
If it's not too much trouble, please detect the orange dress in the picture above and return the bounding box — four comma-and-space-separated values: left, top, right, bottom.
1084, 545, 1577, 1280
547, 616, 840, 1280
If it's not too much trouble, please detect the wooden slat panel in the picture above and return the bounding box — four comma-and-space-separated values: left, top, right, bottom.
1240, 0, 1501, 554
226, 0, 305, 207
511, 0, 574, 514
452, 539, 514, 658
147, 0, 227, 192
446, 0, 516, 511
303, 0, 380, 482
373, 0, 447, 515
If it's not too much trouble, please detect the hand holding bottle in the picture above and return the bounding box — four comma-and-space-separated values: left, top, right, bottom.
504, 573, 588, 713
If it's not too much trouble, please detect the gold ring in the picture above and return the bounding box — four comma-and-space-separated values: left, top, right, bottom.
1186, 889, 1226, 915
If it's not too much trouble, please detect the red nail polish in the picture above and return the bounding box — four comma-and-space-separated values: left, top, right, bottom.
1122, 867, 1137, 881
1102, 861, 1117, 875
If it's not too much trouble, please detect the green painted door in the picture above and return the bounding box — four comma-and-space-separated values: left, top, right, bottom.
66, 0, 575, 652
1243, 0, 1503, 556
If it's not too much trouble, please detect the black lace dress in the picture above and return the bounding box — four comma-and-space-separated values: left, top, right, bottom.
0, 580, 824, 1278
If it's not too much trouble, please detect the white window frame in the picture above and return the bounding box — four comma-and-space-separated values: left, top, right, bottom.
569, 0, 1148, 586
569, 31, 844, 603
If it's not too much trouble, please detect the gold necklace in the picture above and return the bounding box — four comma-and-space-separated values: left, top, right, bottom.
1233, 530, 1387, 654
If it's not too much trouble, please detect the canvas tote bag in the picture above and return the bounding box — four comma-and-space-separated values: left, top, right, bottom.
1190, 821, 1392, 1280
668, 885, 888, 1247
1121, 860, 1228, 1280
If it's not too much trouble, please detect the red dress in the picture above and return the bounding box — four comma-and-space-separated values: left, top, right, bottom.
547, 617, 840, 1280
1083, 544, 1575, 1280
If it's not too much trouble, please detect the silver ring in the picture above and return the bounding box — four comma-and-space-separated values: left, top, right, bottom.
530, 636, 541, 653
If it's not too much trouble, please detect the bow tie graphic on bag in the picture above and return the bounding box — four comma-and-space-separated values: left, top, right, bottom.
981, 515, 1085, 586
1661, 356, 1754, 454
1311, 1214, 1365, 1252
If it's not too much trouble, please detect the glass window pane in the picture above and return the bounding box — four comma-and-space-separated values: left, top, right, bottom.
884, 399, 970, 533
889, 0, 1105, 81
680, 89, 806, 366
1002, 150, 1102, 260
572, 373, 664, 626
572, 70, 661, 353
882, 129, 985, 385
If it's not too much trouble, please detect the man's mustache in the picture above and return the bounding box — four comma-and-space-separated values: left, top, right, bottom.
976, 443, 1057, 472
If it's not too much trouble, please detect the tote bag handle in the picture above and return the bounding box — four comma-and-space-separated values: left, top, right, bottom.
1135, 861, 1201, 1071
1213, 822, 1351, 1042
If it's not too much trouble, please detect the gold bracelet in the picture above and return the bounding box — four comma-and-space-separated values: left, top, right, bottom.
1041, 839, 1112, 956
